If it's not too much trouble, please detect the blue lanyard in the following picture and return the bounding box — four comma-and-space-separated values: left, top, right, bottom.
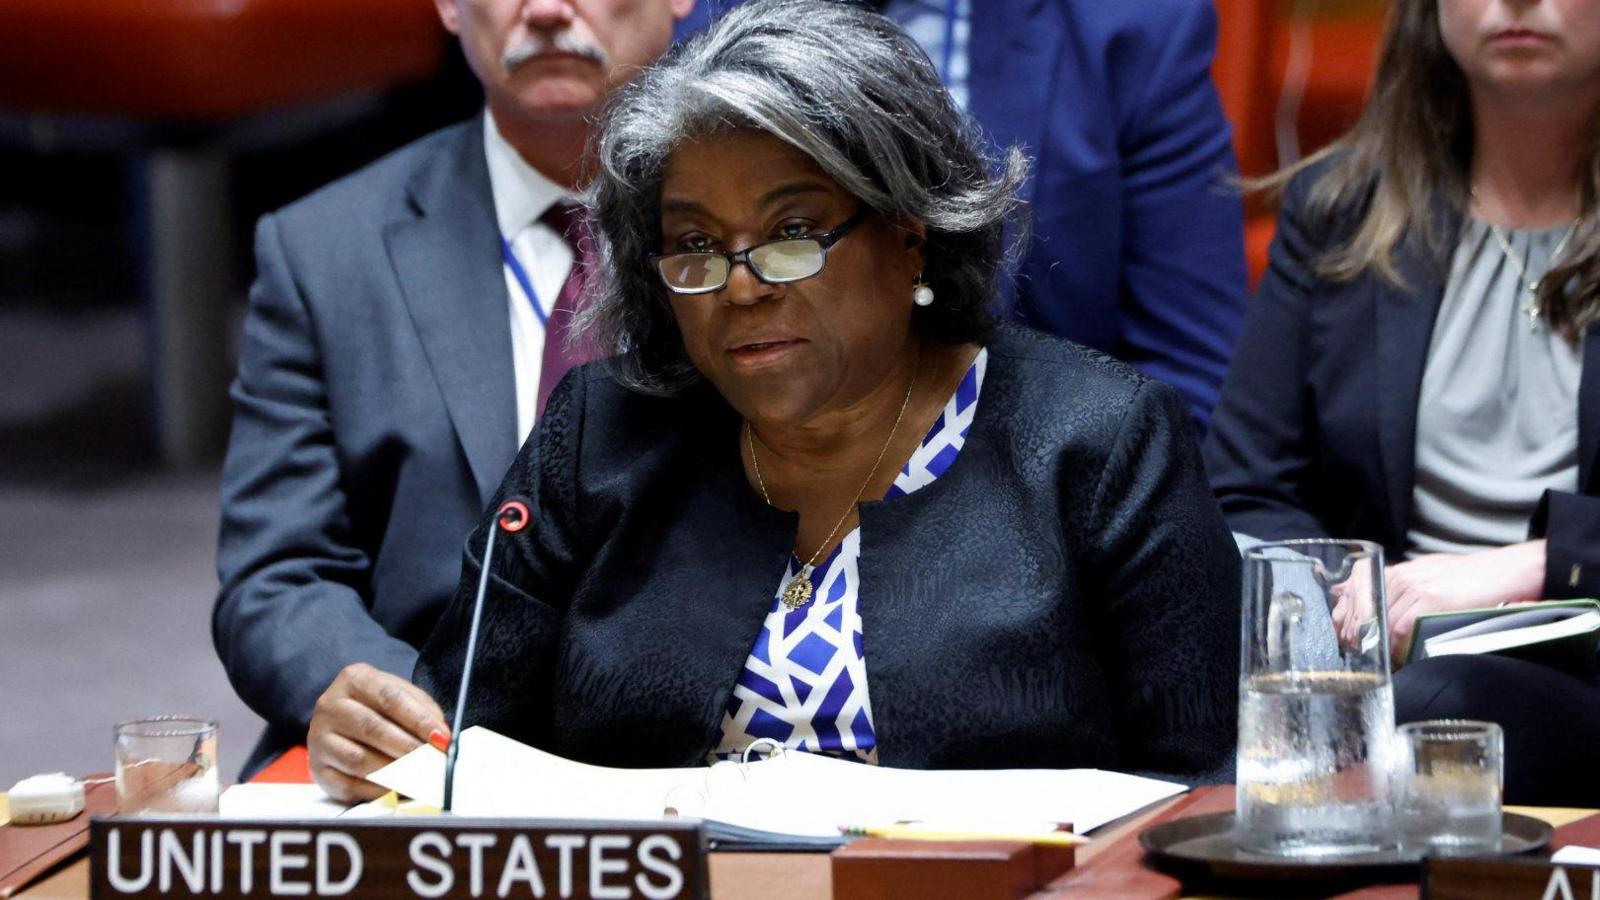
939, 0, 958, 86
501, 237, 547, 326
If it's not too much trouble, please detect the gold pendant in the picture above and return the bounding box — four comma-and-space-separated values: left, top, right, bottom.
780, 570, 815, 609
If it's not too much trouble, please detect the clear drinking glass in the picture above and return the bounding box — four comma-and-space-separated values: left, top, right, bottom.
114, 717, 219, 815
1235, 539, 1399, 857
1397, 720, 1503, 857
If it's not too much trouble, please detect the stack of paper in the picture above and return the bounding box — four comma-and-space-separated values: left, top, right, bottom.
367, 727, 1186, 840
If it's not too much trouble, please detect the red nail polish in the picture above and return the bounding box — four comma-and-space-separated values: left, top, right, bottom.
428, 727, 450, 752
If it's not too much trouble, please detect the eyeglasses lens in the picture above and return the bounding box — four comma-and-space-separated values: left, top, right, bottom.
749, 240, 824, 282
657, 239, 827, 293
659, 254, 729, 292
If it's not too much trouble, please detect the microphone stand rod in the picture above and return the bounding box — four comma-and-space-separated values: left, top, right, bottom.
442, 522, 500, 812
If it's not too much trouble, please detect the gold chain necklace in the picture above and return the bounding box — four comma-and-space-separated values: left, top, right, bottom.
1471, 189, 1578, 331
746, 365, 919, 610
1486, 221, 1575, 332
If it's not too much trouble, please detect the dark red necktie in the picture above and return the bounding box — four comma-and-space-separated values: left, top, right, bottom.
536, 203, 600, 419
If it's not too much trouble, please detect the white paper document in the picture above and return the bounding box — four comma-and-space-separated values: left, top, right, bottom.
1552, 845, 1600, 866
367, 726, 1186, 838
218, 783, 347, 819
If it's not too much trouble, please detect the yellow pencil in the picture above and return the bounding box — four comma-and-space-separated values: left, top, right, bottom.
840, 825, 1090, 846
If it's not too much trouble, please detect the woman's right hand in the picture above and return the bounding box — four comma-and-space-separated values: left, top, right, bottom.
307, 663, 449, 803
1328, 541, 1547, 663
1383, 541, 1547, 663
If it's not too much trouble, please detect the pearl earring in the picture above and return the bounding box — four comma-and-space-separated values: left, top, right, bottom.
912, 277, 935, 307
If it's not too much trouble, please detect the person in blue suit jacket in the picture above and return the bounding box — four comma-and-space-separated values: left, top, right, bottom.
677, 0, 1249, 430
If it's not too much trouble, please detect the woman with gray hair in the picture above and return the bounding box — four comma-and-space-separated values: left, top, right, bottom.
402, 0, 1239, 781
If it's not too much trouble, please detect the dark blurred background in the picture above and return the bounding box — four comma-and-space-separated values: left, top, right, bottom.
0, 3, 480, 782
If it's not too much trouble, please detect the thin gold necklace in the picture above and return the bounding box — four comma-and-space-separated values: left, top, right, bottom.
746, 364, 919, 610
1486, 223, 1575, 331
1471, 189, 1578, 331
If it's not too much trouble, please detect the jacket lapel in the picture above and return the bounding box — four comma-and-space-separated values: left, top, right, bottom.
385, 119, 519, 506
1579, 328, 1600, 492
1374, 230, 1451, 547
966, 0, 1053, 209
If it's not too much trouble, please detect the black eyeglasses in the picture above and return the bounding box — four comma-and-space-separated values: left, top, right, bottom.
649, 209, 868, 295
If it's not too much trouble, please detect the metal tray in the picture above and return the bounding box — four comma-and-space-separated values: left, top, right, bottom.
1139, 811, 1553, 886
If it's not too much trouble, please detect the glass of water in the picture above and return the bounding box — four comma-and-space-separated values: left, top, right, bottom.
1397, 720, 1503, 857
114, 717, 219, 815
1236, 539, 1398, 857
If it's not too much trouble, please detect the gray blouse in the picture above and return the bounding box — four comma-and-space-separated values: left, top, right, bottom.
1407, 219, 1582, 558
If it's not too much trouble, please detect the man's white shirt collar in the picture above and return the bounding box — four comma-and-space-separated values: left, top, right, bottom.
483, 109, 577, 444
483, 111, 572, 238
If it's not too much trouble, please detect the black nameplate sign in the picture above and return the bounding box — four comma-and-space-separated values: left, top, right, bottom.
1425, 855, 1600, 899
89, 817, 708, 899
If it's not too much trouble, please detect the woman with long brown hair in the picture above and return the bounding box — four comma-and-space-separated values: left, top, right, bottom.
1204, 0, 1600, 803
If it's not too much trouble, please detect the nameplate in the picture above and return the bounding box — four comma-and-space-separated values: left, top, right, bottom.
88, 817, 708, 899
1425, 855, 1600, 899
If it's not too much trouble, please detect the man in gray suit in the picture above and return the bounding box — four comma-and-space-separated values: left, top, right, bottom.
214, 0, 695, 801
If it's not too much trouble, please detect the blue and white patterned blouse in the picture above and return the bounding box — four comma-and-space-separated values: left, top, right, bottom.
714, 348, 988, 764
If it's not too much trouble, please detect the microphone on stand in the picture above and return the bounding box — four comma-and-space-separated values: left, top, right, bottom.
442, 497, 532, 812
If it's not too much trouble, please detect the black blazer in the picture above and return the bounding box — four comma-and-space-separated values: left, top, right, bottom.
1203, 164, 1600, 598
416, 327, 1241, 782
214, 119, 525, 773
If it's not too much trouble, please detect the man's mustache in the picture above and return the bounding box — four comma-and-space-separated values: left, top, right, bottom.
502, 32, 608, 73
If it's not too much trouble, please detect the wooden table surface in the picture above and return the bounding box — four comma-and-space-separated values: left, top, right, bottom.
4, 786, 1192, 899
10, 789, 1598, 899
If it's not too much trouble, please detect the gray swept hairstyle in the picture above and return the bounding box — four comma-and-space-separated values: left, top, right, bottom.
577, 0, 1029, 395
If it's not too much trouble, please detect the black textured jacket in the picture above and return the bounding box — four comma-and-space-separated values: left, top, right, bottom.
416, 326, 1241, 781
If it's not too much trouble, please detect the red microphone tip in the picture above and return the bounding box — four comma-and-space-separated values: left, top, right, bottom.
496, 499, 531, 533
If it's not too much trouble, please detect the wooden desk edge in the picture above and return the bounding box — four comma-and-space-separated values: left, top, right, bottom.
8, 793, 1199, 900
14, 794, 1596, 900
